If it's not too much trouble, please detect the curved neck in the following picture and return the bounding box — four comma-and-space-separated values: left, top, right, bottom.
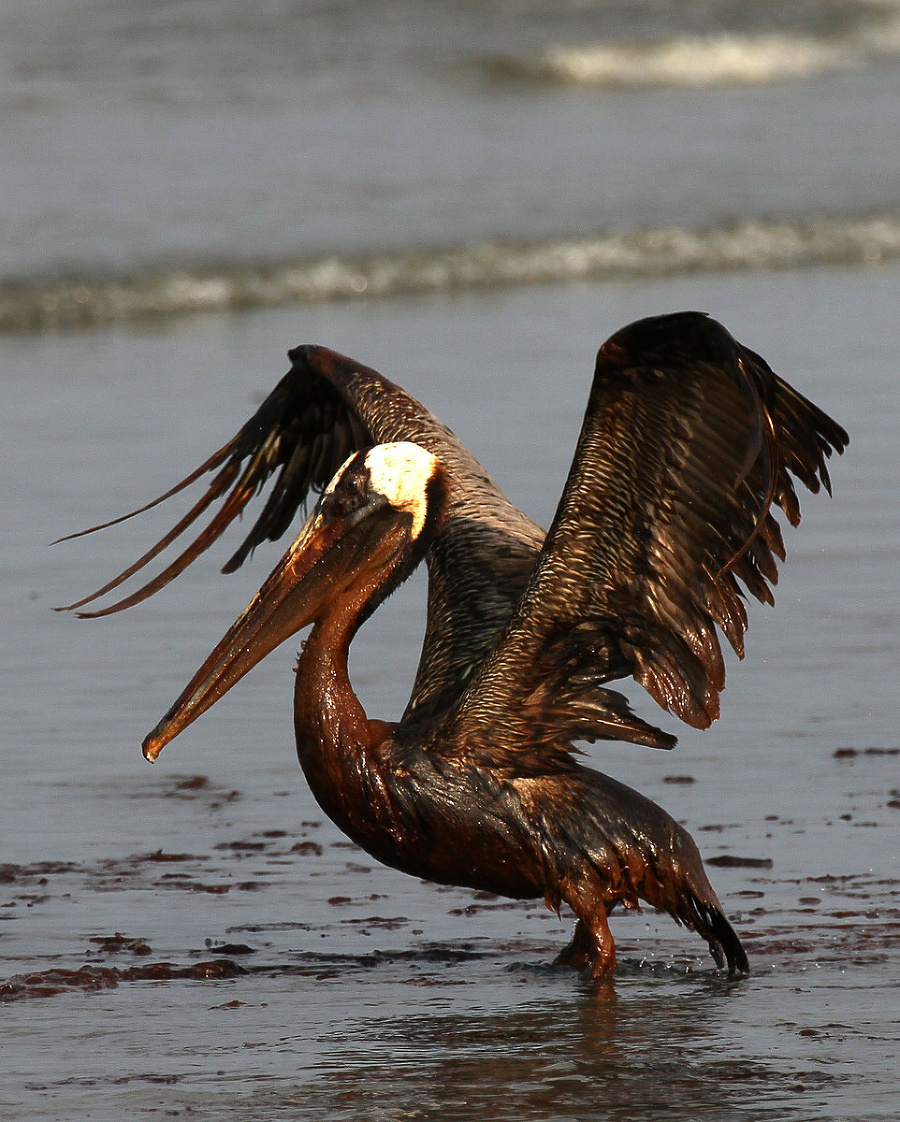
291, 557, 400, 843
288, 478, 446, 842
294, 598, 368, 765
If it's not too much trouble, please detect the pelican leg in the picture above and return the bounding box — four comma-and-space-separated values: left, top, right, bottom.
555, 897, 618, 977
555, 919, 595, 970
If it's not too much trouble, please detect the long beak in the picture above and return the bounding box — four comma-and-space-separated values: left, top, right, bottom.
141, 507, 354, 762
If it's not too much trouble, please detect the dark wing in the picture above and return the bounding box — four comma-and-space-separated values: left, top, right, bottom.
58, 343, 546, 718
433, 311, 848, 765
56, 346, 405, 614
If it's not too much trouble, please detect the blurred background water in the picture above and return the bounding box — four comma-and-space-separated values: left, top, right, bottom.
4, 0, 900, 325
1, 2, 898, 1119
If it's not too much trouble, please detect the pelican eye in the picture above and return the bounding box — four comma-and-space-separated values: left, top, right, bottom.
326, 467, 371, 517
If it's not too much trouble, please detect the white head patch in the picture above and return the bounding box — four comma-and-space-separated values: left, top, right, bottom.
364, 442, 437, 539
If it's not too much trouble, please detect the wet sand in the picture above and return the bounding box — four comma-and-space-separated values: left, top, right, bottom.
3, 764, 898, 1120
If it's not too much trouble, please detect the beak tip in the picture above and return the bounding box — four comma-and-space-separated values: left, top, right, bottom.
142, 733, 163, 762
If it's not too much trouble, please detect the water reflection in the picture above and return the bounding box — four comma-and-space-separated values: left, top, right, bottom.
272, 973, 828, 1122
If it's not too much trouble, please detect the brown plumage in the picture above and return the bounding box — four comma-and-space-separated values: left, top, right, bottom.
61, 312, 847, 977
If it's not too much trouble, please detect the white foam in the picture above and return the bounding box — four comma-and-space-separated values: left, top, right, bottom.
5, 213, 900, 331
534, 33, 861, 89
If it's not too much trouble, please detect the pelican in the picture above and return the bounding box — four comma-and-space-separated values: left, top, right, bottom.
61, 312, 847, 977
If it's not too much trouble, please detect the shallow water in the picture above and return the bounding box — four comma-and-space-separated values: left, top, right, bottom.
2, 262, 898, 1119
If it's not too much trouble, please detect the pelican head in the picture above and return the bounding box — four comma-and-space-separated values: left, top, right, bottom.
142, 442, 442, 760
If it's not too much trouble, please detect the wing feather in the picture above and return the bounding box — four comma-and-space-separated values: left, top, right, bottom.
434, 312, 847, 764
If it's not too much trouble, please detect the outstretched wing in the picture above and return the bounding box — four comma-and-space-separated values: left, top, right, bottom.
58, 343, 545, 719
58, 346, 417, 614
434, 311, 848, 764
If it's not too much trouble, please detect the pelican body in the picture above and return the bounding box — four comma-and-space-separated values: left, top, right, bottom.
63, 312, 847, 978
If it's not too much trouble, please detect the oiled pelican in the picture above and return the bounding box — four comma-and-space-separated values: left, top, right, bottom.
61, 312, 847, 977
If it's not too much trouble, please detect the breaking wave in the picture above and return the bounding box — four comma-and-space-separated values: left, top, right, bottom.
4, 213, 900, 332
489, 17, 900, 89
